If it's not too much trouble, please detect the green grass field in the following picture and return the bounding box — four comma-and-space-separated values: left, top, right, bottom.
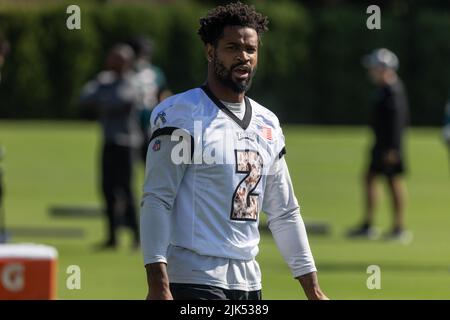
1, 121, 449, 299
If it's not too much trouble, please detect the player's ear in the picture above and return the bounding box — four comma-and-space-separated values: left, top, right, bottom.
205, 44, 214, 63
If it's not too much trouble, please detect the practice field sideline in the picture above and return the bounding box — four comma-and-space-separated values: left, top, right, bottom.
0, 121, 449, 299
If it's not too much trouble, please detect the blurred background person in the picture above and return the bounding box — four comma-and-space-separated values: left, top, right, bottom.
348, 48, 411, 243
80, 43, 142, 250
0, 36, 10, 84
0, 36, 9, 243
128, 35, 171, 162
443, 97, 450, 165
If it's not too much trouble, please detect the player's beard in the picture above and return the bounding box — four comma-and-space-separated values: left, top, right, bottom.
213, 52, 256, 93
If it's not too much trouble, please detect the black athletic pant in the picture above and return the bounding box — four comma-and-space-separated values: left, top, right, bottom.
101, 143, 139, 245
170, 283, 262, 300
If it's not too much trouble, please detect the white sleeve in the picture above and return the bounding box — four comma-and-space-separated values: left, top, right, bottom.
140, 135, 187, 265
79, 79, 99, 106
262, 156, 317, 278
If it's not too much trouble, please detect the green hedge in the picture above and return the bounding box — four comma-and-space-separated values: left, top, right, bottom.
0, 2, 449, 125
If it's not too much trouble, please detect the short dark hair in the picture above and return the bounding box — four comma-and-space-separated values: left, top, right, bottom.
198, 2, 269, 46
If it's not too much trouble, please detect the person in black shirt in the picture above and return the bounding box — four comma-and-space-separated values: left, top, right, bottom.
348, 48, 411, 243
80, 44, 142, 250
0, 36, 9, 243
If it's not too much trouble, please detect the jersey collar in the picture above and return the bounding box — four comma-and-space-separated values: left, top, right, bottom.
201, 85, 252, 130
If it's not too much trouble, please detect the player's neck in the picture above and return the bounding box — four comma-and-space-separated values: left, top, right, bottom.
206, 75, 245, 103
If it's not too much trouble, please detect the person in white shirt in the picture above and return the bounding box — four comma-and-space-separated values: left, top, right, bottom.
140, 2, 328, 300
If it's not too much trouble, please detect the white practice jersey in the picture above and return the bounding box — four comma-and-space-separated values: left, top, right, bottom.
141, 86, 317, 289
146, 86, 288, 260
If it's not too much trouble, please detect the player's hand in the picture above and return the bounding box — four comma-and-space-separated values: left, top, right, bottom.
383, 149, 399, 166
309, 291, 329, 300
146, 288, 173, 300
302, 286, 329, 300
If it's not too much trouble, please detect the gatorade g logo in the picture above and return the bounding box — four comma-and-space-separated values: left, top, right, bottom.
1, 263, 25, 292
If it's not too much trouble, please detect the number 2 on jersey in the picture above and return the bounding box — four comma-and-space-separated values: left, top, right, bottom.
231, 150, 264, 221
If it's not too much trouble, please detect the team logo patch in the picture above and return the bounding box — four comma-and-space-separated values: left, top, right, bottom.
154, 111, 167, 127
152, 139, 161, 152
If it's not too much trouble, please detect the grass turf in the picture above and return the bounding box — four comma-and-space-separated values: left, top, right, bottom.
0, 121, 449, 299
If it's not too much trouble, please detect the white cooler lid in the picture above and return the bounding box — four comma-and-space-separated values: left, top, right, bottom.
0, 243, 58, 259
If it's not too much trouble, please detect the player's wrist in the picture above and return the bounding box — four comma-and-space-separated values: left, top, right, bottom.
146, 262, 170, 291
297, 271, 328, 300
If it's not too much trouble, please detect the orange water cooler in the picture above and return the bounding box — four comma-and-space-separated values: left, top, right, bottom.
0, 243, 58, 300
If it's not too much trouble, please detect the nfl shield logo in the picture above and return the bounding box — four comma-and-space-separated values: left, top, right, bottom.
152, 139, 161, 151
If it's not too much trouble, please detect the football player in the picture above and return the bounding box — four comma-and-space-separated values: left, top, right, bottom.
140, 2, 327, 300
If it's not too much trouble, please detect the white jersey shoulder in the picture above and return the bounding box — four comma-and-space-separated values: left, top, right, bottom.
248, 97, 285, 153
150, 88, 204, 136
249, 97, 281, 129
